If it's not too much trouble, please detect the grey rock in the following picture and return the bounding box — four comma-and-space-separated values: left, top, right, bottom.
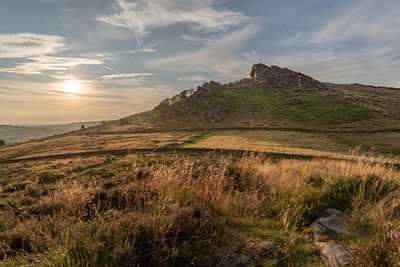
316, 242, 353, 267
252, 241, 275, 256
214, 115, 222, 122
291, 97, 302, 104
311, 209, 353, 266
319, 209, 346, 234
311, 209, 346, 242
250, 63, 329, 91
221, 241, 275, 267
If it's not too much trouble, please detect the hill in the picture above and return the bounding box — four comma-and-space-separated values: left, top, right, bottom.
88, 64, 400, 134
0, 121, 102, 144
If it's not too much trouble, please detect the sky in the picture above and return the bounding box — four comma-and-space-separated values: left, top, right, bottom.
1, 0, 400, 124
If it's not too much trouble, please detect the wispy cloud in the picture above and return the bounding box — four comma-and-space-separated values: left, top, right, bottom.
139, 48, 156, 53
123, 45, 158, 54
147, 23, 261, 78
101, 73, 153, 79
308, 0, 400, 44
180, 34, 210, 43
0, 56, 102, 75
95, 0, 249, 45
177, 75, 207, 82
0, 33, 66, 58
265, 42, 400, 87
0, 33, 103, 75
275, 0, 400, 87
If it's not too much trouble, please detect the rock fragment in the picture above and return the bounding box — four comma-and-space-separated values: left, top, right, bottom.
311, 209, 353, 266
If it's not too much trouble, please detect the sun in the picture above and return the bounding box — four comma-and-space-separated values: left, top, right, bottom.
64, 80, 81, 94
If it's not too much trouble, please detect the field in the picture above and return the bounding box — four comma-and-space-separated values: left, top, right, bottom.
183, 130, 400, 159
0, 152, 399, 266
0, 132, 197, 160
1, 129, 400, 163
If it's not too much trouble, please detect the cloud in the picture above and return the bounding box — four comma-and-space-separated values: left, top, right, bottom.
123, 45, 158, 54
0, 56, 103, 75
275, 0, 400, 87
0, 33, 103, 75
307, 0, 400, 44
147, 23, 261, 78
101, 73, 153, 79
180, 34, 210, 43
265, 42, 400, 87
139, 48, 156, 53
0, 33, 66, 58
177, 75, 207, 82
95, 0, 249, 45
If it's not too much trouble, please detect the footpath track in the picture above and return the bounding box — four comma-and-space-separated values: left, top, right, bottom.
85, 127, 400, 135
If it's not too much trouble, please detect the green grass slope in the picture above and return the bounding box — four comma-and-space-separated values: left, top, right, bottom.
89, 68, 400, 133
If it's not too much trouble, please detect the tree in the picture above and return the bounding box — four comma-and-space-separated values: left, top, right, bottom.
0, 140, 5, 146
81, 125, 85, 130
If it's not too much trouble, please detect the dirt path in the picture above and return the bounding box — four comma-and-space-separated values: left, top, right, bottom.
86, 127, 400, 136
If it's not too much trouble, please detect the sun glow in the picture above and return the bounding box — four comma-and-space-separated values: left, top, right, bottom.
63, 80, 81, 94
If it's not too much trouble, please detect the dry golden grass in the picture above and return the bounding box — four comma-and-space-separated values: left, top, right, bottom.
1, 152, 399, 265
185, 131, 400, 165
0, 156, 112, 188
0, 132, 195, 160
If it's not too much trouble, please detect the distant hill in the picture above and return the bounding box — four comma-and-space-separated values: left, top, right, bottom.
0, 121, 102, 144
88, 64, 400, 133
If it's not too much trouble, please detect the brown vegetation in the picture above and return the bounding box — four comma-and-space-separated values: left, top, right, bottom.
0, 152, 399, 266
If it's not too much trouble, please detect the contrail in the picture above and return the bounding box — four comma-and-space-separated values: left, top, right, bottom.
102, 65, 119, 74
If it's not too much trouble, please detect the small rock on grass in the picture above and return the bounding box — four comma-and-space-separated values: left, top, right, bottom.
311, 209, 353, 267
222, 240, 275, 266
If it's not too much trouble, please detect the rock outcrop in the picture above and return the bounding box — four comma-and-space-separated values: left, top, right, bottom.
311, 209, 353, 266
250, 63, 329, 91
153, 81, 230, 123
152, 63, 330, 124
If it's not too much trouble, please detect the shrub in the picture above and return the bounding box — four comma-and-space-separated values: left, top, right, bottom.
37, 172, 64, 184
281, 174, 399, 228
352, 237, 400, 266
2, 182, 28, 193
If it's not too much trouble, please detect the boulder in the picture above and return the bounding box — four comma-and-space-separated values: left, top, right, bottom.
311, 208, 346, 242
316, 242, 353, 267
311, 209, 353, 266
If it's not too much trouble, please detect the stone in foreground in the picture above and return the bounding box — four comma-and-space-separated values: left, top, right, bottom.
222, 240, 275, 266
311, 209, 353, 266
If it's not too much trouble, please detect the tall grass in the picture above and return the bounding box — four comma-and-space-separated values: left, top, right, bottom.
0, 153, 399, 266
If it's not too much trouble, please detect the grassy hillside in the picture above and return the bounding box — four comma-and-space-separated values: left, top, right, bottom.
86, 82, 399, 134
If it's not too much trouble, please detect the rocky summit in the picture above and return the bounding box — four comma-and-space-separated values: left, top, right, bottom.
144, 63, 378, 128
153, 64, 330, 122
250, 63, 329, 91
